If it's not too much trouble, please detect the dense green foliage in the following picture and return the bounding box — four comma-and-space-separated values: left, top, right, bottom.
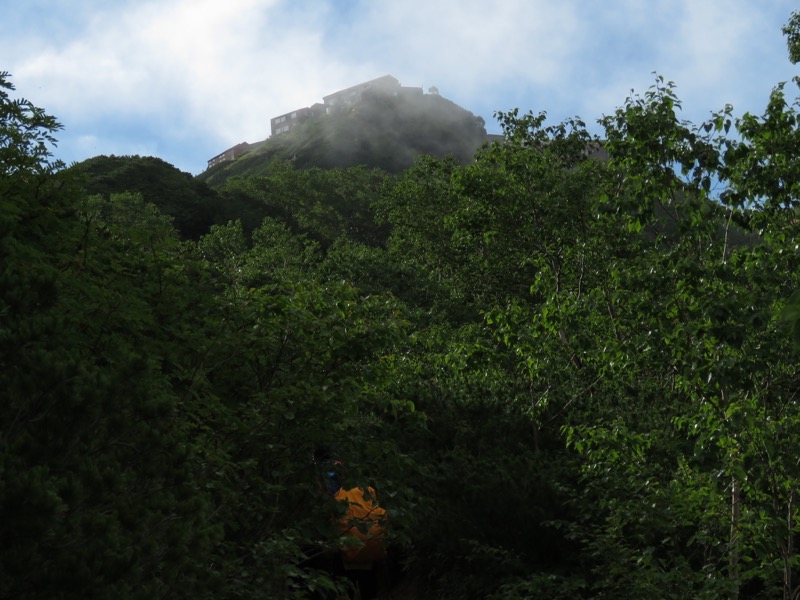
72, 155, 224, 239
6, 14, 800, 599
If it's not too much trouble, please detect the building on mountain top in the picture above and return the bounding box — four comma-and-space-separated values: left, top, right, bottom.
270, 103, 326, 136
271, 75, 423, 136
206, 141, 262, 170
321, 74, 401, 111
207, 75, 435, 169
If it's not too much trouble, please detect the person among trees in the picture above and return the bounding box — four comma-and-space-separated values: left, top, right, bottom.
314, 447, 388, 600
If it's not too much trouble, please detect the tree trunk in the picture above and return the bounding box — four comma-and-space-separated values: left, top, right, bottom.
730, 472, 741, 600
784, 488, 795, 600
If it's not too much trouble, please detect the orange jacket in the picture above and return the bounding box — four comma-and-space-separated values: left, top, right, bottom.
335, 486, 387, 562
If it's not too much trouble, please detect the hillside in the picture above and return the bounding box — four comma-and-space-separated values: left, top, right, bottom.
11, 28, 800, 595
197, 88, 491, 187
72, 155, 226, 239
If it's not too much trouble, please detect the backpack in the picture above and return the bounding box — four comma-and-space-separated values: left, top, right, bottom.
335, 486, 387, 562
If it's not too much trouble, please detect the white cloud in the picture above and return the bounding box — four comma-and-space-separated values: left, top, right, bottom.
328, 0, 582, 96
659, 1, 780, 113
2, 0, 799, 173
9, 2, 355, 138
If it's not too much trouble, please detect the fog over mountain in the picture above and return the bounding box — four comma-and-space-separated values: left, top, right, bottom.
198, 80, 492, 186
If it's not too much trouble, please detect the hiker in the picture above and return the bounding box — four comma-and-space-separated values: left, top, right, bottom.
314, 448, 387, 600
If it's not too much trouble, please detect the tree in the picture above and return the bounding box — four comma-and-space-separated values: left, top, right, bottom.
783, 10, 800, 65
1, 72, 223, 596
72, 155, 225, 239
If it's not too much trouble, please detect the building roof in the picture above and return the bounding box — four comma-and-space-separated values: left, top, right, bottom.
322, 75, 400, 104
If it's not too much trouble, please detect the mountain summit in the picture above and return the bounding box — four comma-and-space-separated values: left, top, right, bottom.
198, 75, 493, 186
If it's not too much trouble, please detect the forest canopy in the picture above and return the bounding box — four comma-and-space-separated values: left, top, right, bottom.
5, 14, 800, 599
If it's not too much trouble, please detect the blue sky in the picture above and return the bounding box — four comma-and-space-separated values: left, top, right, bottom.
3, 0, 798, 175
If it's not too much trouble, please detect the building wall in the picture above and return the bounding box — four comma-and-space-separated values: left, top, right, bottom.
206, 141, 256, 170
321, 75, 401, 112
270, 75, 408, 137
270, 104, 325, 136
